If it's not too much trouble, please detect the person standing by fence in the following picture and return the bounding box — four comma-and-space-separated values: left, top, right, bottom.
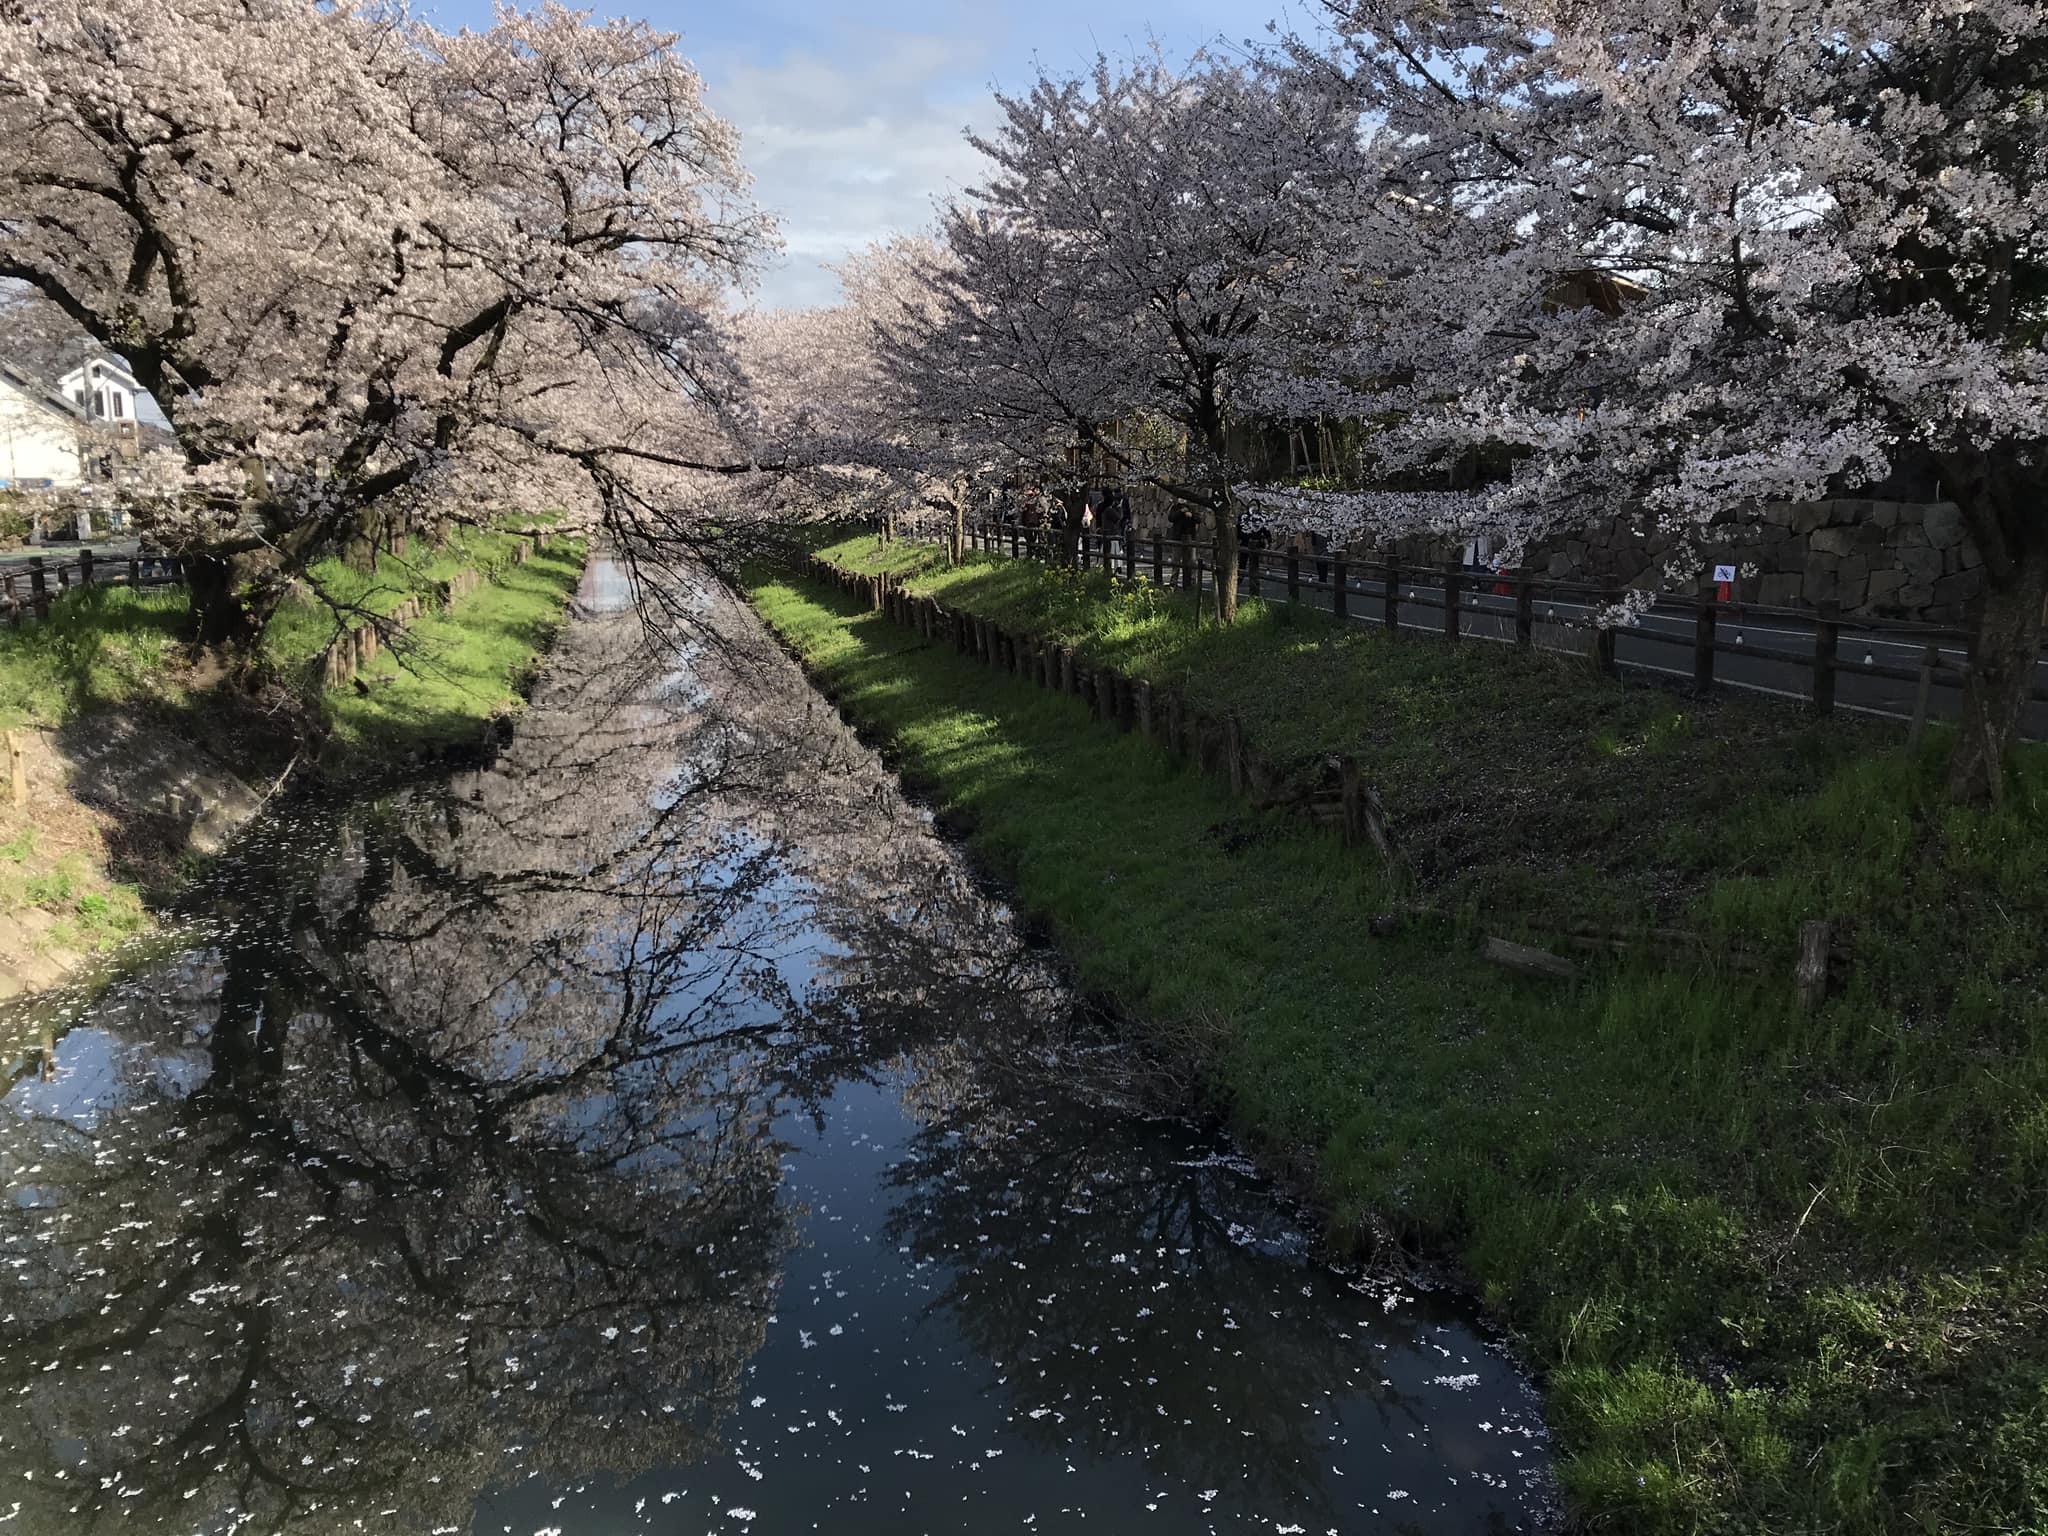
1167, 504, 1200, 588
1106, 489, 1132, 564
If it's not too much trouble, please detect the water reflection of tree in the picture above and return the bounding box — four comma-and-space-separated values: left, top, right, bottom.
0, 585, 860, 1532
0, 566, 1499, 1535
878, 1048, 1446, 1523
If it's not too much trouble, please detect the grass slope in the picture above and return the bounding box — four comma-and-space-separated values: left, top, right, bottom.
264, 531, 587, 759
0, 582, 191, 732
750, 537, 2048, 1535
0, 531, 585, 985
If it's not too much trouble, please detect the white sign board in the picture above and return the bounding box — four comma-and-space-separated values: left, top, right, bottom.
1712, 564, 1736, 583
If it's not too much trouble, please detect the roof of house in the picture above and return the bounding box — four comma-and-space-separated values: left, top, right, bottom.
0, 360, 88, 422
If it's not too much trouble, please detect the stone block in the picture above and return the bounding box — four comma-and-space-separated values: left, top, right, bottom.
1810, 526, 1859, 557
1757, 572, 1804, 607
1866, 568, 1907, 605
1933, 568, 1984, 606
1900, 545, 1944, 585
1923, 502, 1966, 548
1791, 501, 1832, 534
1897, 582, 1934, 609
1871, 501, 1902, 529
1761, 501, 1799, 528
1836, 567, 1870, 611
1958, 539, 1984, 570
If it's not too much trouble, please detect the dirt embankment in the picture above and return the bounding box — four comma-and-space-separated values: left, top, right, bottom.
0, 712, 273, 999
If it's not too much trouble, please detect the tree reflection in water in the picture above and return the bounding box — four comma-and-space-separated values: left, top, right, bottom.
0, 560, 1551, 1533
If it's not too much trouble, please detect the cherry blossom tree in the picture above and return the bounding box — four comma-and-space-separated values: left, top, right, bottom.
913, 52, 1366, 622
1287, 0, 2048, 804
0, 0, 774, 642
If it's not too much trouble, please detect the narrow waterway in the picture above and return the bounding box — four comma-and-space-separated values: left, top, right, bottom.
0, 559, 1552, 1534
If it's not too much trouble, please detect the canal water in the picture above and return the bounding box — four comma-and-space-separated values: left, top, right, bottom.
0, 559, 1552, 1534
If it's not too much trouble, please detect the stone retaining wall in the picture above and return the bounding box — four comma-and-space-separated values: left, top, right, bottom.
1530, 500, 1980, 619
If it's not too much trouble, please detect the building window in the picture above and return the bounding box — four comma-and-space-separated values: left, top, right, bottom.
112, 394, 124, 420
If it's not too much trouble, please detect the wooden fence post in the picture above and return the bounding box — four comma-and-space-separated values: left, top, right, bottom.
1165, 692, 1186, 757
1135, 679, 1154, 738
1909, 645, 1939, 748
1595, 588, 1620, 677
128, 556, 141, 588
1332, 557, 1348, 621
1694, 578, 1718, 695
1225, 715, 1247, 795
1383, 556, 1399, 631
3, 574, 16, 627
1796, 920, 1833, 1012
78, 548, 94, 588
1150, 536, 1163, 586
1339, 754, 1363, 847
1812, 611, 1839, 716
1515, 571, 1535, 649
1442, 560, 1462, 642
29, 557, 48, 620
1286, 552, 1300, 604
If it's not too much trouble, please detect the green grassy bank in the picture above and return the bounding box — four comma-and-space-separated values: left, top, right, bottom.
262, 528, 588, 759
0, 529, 585, 984
748, 535, 2048, 1535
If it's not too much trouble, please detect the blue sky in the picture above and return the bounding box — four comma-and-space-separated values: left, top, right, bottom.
423, 0, 1312, 309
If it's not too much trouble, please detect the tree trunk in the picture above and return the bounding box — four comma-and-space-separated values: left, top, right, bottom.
1950, 528, 2048, 806
1212, 493, 1240, 625
184, 551, 287, 650
949, 477, 967, 566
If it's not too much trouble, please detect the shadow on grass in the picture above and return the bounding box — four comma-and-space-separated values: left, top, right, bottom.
0, 585, 191, 731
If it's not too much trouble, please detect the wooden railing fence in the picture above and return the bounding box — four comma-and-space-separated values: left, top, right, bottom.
927, 520, 2043, 738
1, 550, 187, 627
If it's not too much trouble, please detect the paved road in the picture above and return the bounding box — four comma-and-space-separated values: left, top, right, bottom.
0, 537, 144, 570
966, 532, 2048, 737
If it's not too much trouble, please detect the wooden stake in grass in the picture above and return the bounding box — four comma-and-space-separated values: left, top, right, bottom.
1339, 754, 1363, 847
1796, 919, 1834, 1013
1483, 936, 1578, 982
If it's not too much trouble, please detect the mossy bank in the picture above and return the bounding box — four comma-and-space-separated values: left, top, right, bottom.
746, 534, 2048, 1536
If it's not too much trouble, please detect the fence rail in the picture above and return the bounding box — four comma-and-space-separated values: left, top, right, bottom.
0, 550, 188, 627
922, 519, 2042, 736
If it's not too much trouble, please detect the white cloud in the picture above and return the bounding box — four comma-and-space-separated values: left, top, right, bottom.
703, 24, 1004, 309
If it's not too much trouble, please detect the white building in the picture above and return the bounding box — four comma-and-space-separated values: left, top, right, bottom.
58, 357, 145, 426
0, 361, 87, 489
